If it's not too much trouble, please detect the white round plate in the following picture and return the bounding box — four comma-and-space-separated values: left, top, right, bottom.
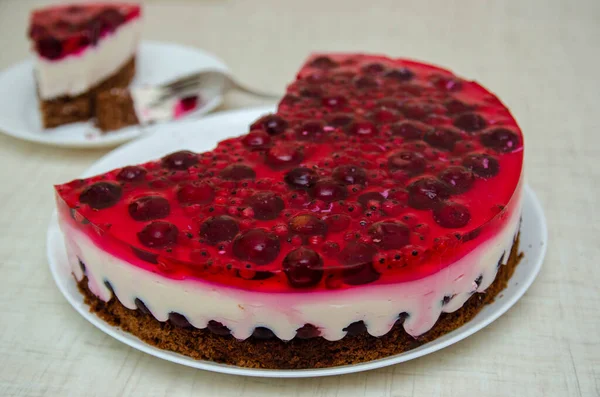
46, 106, 547, 378
0, 41, 228, 148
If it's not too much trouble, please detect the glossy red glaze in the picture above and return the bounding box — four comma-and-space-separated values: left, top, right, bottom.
28, 2, 141, 60
55, 53, 523, 292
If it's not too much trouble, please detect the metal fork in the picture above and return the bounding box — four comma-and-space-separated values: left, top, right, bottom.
148, 70, 280, 108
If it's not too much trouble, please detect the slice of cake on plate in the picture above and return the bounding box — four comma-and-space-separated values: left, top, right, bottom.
28, 2, 142, 129
54, 53, 524, 369
95, 88, 200, 132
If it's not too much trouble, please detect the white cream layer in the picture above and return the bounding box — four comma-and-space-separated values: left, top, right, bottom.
35, 18, 141, 100
59, 190, 521, 342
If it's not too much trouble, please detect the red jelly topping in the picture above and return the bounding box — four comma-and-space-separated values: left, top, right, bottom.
28, 3, 141, 60
55, 54, 524, 292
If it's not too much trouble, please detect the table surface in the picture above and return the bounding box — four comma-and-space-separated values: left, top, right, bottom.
1, 0, 599, 396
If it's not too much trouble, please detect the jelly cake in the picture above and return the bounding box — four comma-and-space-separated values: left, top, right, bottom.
28, 3, 141, 128
55, 53, 524, 369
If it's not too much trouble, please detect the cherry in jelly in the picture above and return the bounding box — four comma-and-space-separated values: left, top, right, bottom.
200, 216, 239, 244
219, 165, 256, 180
283, 247, 324, 288
137, 221, 178, 249
480, 128, 521, 153
338, 242, 380, 285
332, 165, 368, 185
368, 221, 410, 249
176, 181, 214, 205
407, 178, 451, 209
310, 180, 348, 202
284, 167, 319, 189
128, 196, 170, 221
433, 202, 471, 228
232, 229, 280, 265
116, 166, 146, 182
161, 150, 198, 170
462, 153, 499, 178
289, 214, 327, 236
246, 192, 285, 220
251, 114, 289, 135
79, 182, 122, 210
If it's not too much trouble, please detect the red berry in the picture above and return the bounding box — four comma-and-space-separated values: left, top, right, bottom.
424, 126, 463, 151
322, 95, 348, 109
283, 247, 324, 288
390, 120, 431, 140
200, 216, 239, 244
407, 178, 451, 209
289, 214, 327, 235
180, 96, 198, 112
128, 196, 170, 221
246, 192, 284, 220
116, 166, 146, 182
338, 242, 380, 285
232, 229, 280, 265
296, 121, 325, 141
310, 180, 348, 202
434, 75, 463, 91
37, 36, 62, 60
387, 151, 426, 175
251, 114, 288, 135
462, 153, 499, 178
79, 182, 122, 210
357, 192, 385, 207
348, 121, 378, 136
219, 164, 256, 180
265, 144, 304, 169
384, 68, 414, 81
285, 167, 319, 189
369, 109, 401, 123
361, 62, 386, 74
368, 221, 410, 249
242, 130, 271, 150
324, 214, 352, 232
439, 166, 475, 193
332, 165, 368, 185
480, 128, 521, 153
433, 202, 471, 228
310, 56, 338, 69
445, 99, 473, 114
353, 76, 379, 89
176, 181, 214, 204
453, 112, 487, 132
161, 150, 198, 170
137, 221, 178, 248
326, 113, 355, 128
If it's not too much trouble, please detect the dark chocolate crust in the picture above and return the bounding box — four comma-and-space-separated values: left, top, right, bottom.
38, 57, 135, 129
77, 232, 522, 369
95, 88, 139, 132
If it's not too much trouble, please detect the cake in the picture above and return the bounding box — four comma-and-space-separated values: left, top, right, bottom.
54, 53, 524, 369
28, 3, 141, 129
95, 88, 200, 132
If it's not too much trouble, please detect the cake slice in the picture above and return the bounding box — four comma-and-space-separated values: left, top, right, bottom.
55, 53, 524, 369
28, 2, 142, 129
95, 87, 200, 132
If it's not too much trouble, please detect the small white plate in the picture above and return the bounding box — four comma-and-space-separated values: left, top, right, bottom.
46, 106, 547, 378
0, 41, 229, 148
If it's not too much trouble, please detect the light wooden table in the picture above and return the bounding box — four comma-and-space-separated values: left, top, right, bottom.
1, 1, 599, 396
